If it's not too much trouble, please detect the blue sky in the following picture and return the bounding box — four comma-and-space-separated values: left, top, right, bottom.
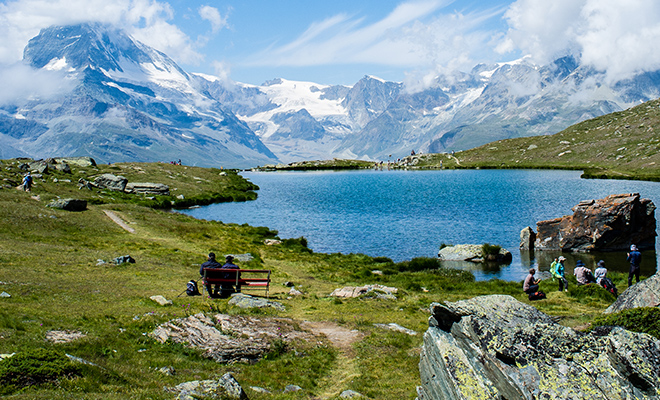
2, 0, 660, 88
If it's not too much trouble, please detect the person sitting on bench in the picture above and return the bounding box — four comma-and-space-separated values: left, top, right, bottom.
219, 255, 240, 298
199, 252, 222, 297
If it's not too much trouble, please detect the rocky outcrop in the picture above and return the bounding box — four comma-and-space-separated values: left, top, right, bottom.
519, 227, 536, 250
418, 295, 660, 400
438, 244, 512, 263
125, 182, 170, 195
150, 313, 318, 363
46, 198, 87, 211
53, 157, 96, 167
330, 285, 398, 299
532, 193, 656, 252
228, 293, 285, 311
94, 174, 128, 191
168, 373, 247, 400
605, 274, 660, 314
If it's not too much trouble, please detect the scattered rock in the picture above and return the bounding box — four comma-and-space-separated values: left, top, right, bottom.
371, 270, 383, 275
158, 366, 175, 376
330, 285, 398, 299
438, 244, 512, 263
151, 313, 318, 363
227, 253, 254, 262
46, 198, 87, 211
150, 295, 172, 306
533, 193, 656, 252
125, 182, 170, 195
250, 386, 271, 394
284, 384, 303, 392
96, 259, 106, 266
340, 389, 365, 398
264, 239, 282, 245
373, 323, 417, 336
289, 288, 303, 296
114, 255, 135, 264
418, 294, 660, 399
283, 281, 295, 287
54, 157, 96, 167
0, 353, 15, 361
94, 174, 128, 191
228, 293, 286, 311
605, 274, 660, 314
0, 292, 10, 298
169, 373, 248, 400
46, 330, 86, 343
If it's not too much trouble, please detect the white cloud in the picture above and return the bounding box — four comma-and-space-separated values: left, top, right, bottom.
245, 0, 454, 67
501, 0, 660, 82
199, 5, 229, 33
0, 0, 202, 65
0, 62, 75, 105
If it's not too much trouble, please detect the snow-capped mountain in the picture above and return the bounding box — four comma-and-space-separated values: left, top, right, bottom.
199, 55, 660, 162
0, 23, 278, 168
4, 23, 660, 166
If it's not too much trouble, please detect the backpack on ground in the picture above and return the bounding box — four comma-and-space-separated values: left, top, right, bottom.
186, 280, 201, 296
528, 291, 546, 301
600, 277, 618, 297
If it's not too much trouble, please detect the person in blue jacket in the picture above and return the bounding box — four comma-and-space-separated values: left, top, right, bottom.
627, 244, 642, 286
199, 252, 222, 297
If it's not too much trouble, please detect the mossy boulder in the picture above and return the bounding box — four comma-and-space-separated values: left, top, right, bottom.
419, 295, 660, 399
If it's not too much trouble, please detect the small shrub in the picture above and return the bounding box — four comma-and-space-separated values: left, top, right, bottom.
481, 243, 501, 256
395, 257, 440, 272
0, 348, 82, 394
591, 307, 660, 339
569, 283, 617, 303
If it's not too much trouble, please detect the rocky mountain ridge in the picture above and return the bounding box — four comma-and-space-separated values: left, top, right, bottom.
3, 23, 660, 167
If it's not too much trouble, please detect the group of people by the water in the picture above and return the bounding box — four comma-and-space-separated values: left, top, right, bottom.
523, 244, 643, 298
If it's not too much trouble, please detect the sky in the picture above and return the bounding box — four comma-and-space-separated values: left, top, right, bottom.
2, 0, 660, 89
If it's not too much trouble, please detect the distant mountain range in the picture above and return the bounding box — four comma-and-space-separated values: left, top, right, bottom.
2, 23, 660, 167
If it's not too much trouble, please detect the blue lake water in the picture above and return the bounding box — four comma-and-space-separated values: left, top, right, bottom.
180, 169, 660, 282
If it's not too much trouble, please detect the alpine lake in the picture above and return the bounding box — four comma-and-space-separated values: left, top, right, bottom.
181, 169, 660, 282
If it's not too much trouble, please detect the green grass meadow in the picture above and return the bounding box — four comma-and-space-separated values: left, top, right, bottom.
0, 159, 653, 399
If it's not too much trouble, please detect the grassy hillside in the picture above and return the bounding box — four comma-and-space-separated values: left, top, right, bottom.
409, 98, 660, 181
0, 159, 650, 399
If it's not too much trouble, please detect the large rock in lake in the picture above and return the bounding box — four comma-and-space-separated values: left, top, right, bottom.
438, 244, 512, 263
605, 274, 660, 314
533, 193, 656, 252
418, 295, 660, 399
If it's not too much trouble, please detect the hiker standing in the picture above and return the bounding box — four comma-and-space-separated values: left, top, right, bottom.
551, 256, 568, 291
627, 244, 642, 286
22, 172, 33, 192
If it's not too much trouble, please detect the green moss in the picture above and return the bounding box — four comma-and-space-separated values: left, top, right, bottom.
0, 349, 82, 394
591, 307, 660, 339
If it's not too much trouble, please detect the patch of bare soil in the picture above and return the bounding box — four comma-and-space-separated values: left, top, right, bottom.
300, 320, 363, 356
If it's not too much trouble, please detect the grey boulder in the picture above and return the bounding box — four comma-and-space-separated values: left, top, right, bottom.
418, 294, 660, 399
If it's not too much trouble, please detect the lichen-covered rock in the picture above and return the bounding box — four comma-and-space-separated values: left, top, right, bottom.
54, 157, 96, 167
605, 274, 660, 314
534, 193, 656, 252
228, 293, 285, 311
438, 244, 512, 263
94, 174, 128, 191
330, 284, 398, 299
151, 313, 317, 363
418, 295, 660, 399
124, 182, 170, 195
46, 198, 87, 211
169, 373, 247, 400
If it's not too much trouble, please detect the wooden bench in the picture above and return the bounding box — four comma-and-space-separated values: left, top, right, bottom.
202, 268, 272, 297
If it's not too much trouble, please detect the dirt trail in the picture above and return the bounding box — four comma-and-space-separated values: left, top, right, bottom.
301, 320, 364, 399
102, 210, 135, 233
